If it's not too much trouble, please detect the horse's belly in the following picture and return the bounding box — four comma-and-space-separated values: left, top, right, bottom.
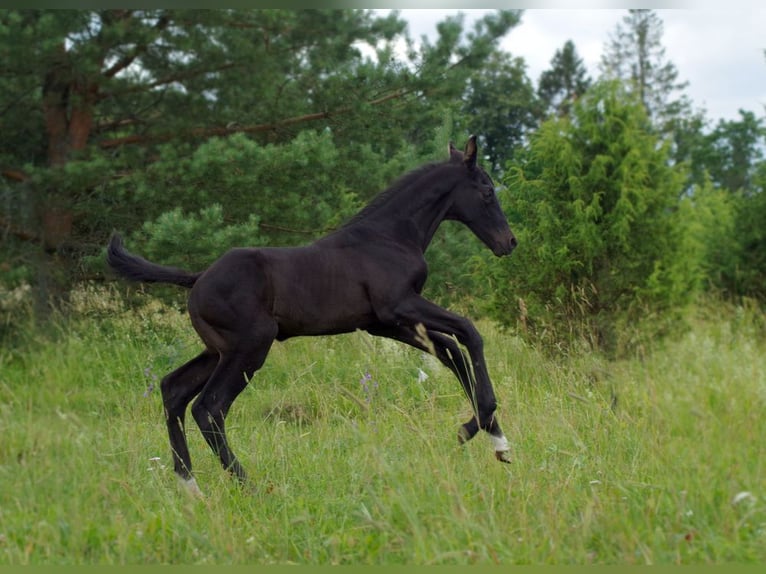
273, 282, 376, 338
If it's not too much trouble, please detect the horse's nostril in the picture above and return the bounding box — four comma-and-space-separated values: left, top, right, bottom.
510, 236, 518, 248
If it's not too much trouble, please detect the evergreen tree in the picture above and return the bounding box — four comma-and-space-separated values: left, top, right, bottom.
481, 81, 697, 353
461, 50, 540, 173
701, 110, 764, 193
600, 9, 691, 136
537, 39, 591, 118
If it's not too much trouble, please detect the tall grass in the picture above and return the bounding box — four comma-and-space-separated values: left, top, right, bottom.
0, 286, 764, 564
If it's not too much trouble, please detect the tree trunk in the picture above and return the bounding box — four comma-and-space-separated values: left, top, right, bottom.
41, 42, 99, 248
35, 41, 100, 315
42, 43, 71, 168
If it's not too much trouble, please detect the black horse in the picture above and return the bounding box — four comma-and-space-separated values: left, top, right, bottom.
107, 136, 517, 496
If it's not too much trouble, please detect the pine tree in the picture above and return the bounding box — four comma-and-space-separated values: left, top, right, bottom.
461, 50, 540, 173
0, 9, 521, 316
599, 9, 691, 135
537, 40, 591, 118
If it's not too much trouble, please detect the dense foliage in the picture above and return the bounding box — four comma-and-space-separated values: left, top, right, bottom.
1, 8, 765, 352
482, 82, 697, 351
0, 9, 520, 295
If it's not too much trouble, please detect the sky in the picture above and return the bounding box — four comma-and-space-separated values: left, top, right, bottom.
385, 8, 766, 123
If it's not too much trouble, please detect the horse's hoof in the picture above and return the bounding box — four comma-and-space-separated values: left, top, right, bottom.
457, 426, 471, 445
178, 475, 205, 499
495, 450, 512, 464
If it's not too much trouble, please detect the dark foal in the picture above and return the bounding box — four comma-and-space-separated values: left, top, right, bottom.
107, 136, 517, 496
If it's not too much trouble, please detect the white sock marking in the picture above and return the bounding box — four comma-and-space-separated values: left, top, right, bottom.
178, 476, 204, 498
490, 434, 510, 452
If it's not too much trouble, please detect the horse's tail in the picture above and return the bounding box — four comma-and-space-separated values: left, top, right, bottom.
106, 234, 201, 289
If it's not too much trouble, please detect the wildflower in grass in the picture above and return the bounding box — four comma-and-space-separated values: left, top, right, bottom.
359, 370, 378, 405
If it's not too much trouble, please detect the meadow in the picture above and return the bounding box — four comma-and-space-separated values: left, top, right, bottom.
0, 286, 764, 565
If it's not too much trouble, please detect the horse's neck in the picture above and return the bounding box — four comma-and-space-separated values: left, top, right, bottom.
368, 180, 454, 253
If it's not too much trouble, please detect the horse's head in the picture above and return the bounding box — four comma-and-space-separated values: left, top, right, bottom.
446, 136, 517, 257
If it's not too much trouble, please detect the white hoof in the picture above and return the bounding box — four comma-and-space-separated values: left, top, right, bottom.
178, 476, 205, 499
490, 434, 512, 463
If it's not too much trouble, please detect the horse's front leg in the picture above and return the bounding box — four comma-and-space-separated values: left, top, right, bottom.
378, 296, 512, 463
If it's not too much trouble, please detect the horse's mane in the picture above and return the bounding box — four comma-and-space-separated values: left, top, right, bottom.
341, 160, 449, 228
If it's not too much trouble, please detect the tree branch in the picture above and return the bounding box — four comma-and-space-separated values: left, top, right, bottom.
99, 61, 238, 101
99, 88, 413, 150
101, 11, 169, 79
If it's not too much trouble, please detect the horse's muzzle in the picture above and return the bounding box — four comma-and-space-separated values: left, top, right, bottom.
492, 234, 517, 257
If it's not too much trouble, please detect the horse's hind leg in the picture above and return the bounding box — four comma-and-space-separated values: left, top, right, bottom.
160, 350, 219, 494
191, 322, 277, 486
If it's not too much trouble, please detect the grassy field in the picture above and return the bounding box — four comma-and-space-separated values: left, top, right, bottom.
0, 287, 764, 564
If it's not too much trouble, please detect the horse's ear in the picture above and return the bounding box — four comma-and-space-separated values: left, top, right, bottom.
463, 135, 478, 170
448, 141, 462, 163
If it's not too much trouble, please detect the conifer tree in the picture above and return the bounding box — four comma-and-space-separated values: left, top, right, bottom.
482, 81, 696, 352
537, 40, 591, 118
0, 9, 520, 313
600, 9, 691, 136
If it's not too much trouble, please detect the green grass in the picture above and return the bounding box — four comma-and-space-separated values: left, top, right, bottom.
0, 289, 764, 564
